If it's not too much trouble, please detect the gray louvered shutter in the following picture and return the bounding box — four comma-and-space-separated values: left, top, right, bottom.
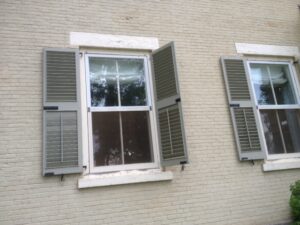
152, 42, 188, 166
221, 57, 264, 161
43, 48, 82, 175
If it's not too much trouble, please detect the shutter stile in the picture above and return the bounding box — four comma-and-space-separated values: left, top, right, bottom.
152, 42, 188, 166
221, 57, 264, 161
43, 48, 82, 176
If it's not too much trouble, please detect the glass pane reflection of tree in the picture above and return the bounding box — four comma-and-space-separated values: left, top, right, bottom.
118, 59, 146, 106
260, 109, 300, 155
89, 57, 118, 107
92, 112, 122, 166
89, 57, 146, 107
122, 112, 152, 164
92, 112, 153, 166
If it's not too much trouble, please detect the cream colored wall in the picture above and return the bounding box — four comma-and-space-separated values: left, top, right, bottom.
1, 1, 300, 224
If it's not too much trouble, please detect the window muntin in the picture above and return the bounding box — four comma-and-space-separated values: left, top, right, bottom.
86, 54, 157, 172
248, 61, 300, 158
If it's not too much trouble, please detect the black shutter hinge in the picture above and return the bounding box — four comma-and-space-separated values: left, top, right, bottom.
229, 104, 240, 108
43, 106, 59, 110
175, 98, 181, 103
180, 161, 187, 171
44, 172, 54, 176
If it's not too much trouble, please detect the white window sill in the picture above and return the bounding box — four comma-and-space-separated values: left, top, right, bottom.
263, 158, 300, 172
78, 169, 173, 189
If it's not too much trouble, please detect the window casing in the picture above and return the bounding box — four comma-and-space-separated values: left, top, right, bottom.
247, 61, 300, 160
85, 53, 159, 173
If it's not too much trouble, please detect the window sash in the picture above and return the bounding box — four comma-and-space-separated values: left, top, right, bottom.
246, 60, 300, 159
85, 54, 152, 109
87, 110, 159, 173
247, 60, 300, 107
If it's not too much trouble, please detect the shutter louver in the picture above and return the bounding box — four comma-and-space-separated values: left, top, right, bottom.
46, 51, 77, 102
152, 42, 188, 166
221, 57, 264, 161
43, 48, 82, 176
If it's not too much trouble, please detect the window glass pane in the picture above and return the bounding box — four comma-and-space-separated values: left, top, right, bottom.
89, 57, 118, 107
260, 110, 285, 154
249, 63, 297, 105
249, 64, 275, 105
118, 59, 147, 106
269, 64, 296, 104
122, 111, 153, 164
278, 109, 300, 153
92, 112, 122, 166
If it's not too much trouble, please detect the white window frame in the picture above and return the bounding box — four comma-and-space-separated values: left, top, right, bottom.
84, 52, 160, 173
246, 60, 300, 160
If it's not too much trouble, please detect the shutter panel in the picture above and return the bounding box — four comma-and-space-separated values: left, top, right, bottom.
221, 57, 264, 160
43, 48, 82, 175
152, 42, 188, 166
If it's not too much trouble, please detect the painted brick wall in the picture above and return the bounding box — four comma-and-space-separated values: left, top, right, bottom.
1, 1, 300, 224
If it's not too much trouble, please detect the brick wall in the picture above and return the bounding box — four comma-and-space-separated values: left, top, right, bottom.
1, 1, 300, 224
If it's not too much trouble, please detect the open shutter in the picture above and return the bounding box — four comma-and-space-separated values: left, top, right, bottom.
43, 48, 82, 176
152, 42, 188, 166
221, 57, 264, 161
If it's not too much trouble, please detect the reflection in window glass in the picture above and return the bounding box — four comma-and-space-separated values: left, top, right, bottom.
89, 58, 118, 107
89, 57, 147, 107
270, 65, 296, 105
260, 110, 284, 154
260, 109, 300, 154
122, 111, 152, 164
249, 63, 296, 105
92, 112, 122, 166
250, 64, 275, 105
277, 110, 300, 153
92, 112, 152, 166
118, 59, 146, 106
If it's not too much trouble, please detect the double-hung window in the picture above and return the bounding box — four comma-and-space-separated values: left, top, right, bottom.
221, 57, 300, 162
247, 62, 300, 159
85, 54, 157, 173
42, 40, 189, 177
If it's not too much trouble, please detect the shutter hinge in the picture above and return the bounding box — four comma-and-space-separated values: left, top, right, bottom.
180, 161, 187, 171
175, 98, 181, 103
87, 107, 91, 112
229, 104, 240, 108
44, 172, 54, 176
43, 106, 59, 110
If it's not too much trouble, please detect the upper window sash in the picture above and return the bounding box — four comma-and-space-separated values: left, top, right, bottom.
246, 60, 300, 107
85, 54, 152, 109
